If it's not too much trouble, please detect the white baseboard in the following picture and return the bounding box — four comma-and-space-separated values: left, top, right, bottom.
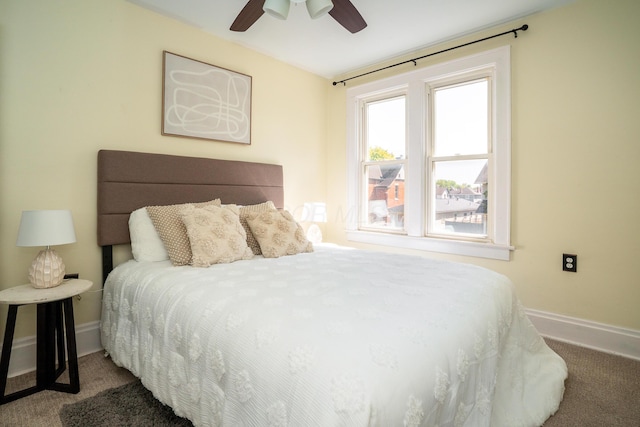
3, 320, 102, 378
3, 311, 639, 378
526, 308, 640, 361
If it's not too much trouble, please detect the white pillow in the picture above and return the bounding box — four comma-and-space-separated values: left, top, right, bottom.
129, 207, 169, 262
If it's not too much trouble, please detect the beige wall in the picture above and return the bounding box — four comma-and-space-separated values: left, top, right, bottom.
327, 0, 640, 331
0, 0, 327, 339
1, 0, 638, 344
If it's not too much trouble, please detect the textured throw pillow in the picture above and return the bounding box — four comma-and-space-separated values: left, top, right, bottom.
245, 210, 313, 258
146, 199, 221, 266
238, 201, 277, 255
180, 204, 253, 267
129, 207, 169, 262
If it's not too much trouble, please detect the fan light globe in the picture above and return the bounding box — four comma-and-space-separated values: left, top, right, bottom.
263, 0, 290, 20
306, 0, 333, 19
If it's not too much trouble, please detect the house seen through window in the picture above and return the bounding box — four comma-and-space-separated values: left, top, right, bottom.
363, 95, 406, 229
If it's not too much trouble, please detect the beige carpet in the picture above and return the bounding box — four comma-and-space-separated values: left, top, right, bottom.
1, 339, 639, 426
1, 352, 136, 427
542, 339, 640, 426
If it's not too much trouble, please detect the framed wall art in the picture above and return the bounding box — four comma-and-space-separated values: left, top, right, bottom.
162, 51, 252, 144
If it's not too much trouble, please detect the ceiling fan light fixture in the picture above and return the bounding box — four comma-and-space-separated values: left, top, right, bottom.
306, 0, 334, 19
263, 0, 290, 20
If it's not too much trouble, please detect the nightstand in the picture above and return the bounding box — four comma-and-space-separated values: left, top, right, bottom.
0, 278, 92, 405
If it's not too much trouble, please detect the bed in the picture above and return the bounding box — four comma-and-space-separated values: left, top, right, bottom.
98, 149, 567, 427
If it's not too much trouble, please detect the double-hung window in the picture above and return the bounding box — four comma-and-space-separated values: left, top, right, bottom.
346, 47, 512, 260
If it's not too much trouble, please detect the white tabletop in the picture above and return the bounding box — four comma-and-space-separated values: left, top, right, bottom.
0, 279, 93, 305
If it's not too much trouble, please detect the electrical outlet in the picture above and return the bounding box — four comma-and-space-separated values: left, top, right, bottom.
562, 254, 577, 272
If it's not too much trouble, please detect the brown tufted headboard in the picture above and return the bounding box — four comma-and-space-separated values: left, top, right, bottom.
97, 149, 284, 282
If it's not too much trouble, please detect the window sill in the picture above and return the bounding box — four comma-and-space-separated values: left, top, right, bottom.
346, 230, 513, 261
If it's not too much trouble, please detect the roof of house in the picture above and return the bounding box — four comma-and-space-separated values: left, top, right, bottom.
435, 197, 480, 214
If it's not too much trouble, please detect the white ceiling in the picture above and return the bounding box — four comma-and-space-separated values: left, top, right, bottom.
128, 0, 573, 79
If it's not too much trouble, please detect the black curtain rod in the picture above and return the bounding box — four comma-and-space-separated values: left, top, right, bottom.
332, 24, 529, 86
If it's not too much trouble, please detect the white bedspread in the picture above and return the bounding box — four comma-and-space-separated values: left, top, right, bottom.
101, 244, 567, 427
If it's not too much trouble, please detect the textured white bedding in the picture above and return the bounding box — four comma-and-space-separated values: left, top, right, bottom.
101, 244, 567, 427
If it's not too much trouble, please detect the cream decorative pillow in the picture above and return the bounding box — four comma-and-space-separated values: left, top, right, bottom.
180, 204, 253, 267
146, 199, 221, 266
238, 201, 277, 255
245, 210, 313, 258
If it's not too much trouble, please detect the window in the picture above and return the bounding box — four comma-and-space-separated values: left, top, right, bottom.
346, 47, 512, 260
429, 79, 489, 240
362, 95, 406, 230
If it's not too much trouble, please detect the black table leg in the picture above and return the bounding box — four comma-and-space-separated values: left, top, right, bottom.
0, 297, 80, 405
0, 305, 19, 404
50, 298, 79, 393
55, 302, 67, 378
36, 302, 57, 388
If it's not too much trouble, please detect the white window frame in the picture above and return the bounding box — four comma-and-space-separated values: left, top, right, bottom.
360, 91, 408, 233
346, 46, 513, 260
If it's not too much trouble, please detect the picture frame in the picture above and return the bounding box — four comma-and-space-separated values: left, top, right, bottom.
162, 51, 252, 144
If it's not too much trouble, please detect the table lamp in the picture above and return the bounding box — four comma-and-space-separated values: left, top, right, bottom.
16, 210, 77, 288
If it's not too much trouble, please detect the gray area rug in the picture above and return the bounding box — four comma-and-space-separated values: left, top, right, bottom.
59, 380, 193, 426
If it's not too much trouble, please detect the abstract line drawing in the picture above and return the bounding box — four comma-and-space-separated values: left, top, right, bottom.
162, 52, 251, 144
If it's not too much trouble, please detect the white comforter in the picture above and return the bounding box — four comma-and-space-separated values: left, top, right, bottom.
101, 244, 567, 427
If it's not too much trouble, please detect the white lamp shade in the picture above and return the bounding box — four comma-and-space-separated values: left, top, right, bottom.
16, 210, 76, 247
306, 0, 333, 19
263, 0, 290, 19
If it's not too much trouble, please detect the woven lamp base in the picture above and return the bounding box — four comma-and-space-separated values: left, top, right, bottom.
28, 248, 66, 288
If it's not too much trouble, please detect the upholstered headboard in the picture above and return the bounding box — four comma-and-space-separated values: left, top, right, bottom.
97, 149, 284, 281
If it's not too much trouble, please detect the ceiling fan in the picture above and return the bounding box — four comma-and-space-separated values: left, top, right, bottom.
230, 0, 367, 34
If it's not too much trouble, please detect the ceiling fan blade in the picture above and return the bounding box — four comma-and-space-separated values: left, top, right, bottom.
329, 0, 367, 33
230, 0, 266, 32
